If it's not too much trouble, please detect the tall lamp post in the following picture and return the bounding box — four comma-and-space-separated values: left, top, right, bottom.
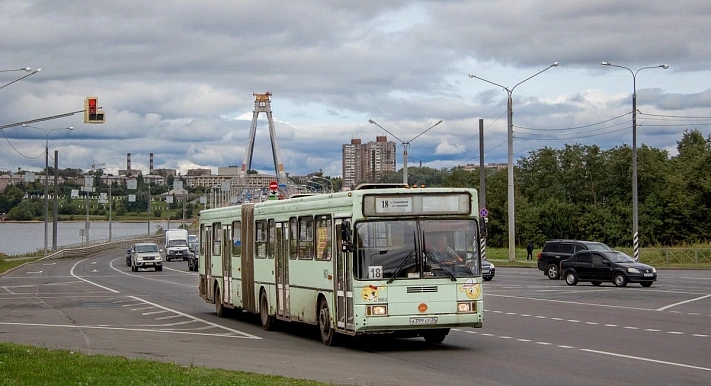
469, 62, 558, 261
309, 176, 333, 193
368, 119, 443, 185
601, 61, 669, 261
0, 68, 41, 91
22, 124, 74, 255
0, 67, 32, 73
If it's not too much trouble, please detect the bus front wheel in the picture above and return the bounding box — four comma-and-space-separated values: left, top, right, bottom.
318, 297, 338, 346
423, 328, 449, 344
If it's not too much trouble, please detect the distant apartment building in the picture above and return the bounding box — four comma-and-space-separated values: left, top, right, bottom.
342, 136, 396, 189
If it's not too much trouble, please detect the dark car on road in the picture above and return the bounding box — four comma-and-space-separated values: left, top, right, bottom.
537, 239, 611, 279
481, 258, 495, 281
561, 250, 657, 287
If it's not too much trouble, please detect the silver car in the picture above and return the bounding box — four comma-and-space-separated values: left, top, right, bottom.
130, 242, 163, 272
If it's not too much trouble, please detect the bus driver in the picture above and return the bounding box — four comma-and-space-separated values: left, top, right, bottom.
427, 234, 464, 265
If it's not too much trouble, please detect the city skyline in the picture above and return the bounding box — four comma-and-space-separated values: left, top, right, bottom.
2, 1, 711, 178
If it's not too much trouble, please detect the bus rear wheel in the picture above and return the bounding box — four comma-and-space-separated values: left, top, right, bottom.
260, 291, 274, 331
318, 297, 338, 346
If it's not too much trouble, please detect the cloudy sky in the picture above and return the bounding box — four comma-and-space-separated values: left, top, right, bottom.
1, 1, 710, 179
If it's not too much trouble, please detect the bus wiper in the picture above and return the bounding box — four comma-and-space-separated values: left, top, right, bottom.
424, 250, 457, 281
387, 250, 416, 284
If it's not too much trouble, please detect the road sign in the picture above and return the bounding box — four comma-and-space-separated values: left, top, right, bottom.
480, 208, 489, 218
269, 181, 278, 191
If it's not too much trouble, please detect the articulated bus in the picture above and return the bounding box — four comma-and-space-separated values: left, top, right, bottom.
197, 184, 487, 345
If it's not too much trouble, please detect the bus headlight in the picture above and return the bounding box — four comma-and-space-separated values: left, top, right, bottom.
366, 305, 388, 316
457, 302, 476, 313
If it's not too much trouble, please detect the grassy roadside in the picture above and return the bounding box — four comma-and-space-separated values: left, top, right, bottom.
0, 342, 329, 386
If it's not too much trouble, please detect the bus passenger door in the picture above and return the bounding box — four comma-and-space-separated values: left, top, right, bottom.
276, 222, 290, 320
222, 224, 232, 305
335, 218, 354, 333
202, 225, 213, 300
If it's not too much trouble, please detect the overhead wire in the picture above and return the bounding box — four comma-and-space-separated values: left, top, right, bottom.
0, 128, 46, 160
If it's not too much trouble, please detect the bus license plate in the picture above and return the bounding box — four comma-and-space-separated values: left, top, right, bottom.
410, 317, 438, 325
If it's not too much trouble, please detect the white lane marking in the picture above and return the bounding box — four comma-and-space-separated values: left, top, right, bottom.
0, 322, 258, 339
109, 259, 195, 288
579, 349, 711, 372
131, 306, 155, 311
2, 286, 16, 294
129, 295, 262, 339
487, 293, 653, 311
486, 310, 707, 338
67, 258, 261, 339
454, 329, 711, 372
69, 260, 119, 293
154, 314, 182, 320
656, 294, 711, 311
142, 310, 168, 316
27, 271, 43, 274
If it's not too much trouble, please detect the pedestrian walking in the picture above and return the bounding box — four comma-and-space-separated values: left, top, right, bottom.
526, 242, 534, 261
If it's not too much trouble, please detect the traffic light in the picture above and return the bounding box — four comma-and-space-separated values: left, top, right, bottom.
84, 96, 105, 124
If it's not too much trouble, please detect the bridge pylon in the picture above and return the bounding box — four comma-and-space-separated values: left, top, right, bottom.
236, 92, 290, 196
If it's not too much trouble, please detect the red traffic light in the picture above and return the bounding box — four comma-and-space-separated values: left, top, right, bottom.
84, 96, 104, 124
87, 98, 97, 114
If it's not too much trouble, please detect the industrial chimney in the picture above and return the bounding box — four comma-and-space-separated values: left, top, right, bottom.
127, 153, 131, 171
149, 153, 154, 174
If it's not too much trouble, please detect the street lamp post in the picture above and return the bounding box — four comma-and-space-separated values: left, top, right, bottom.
368, 119, 443, 185
0, 67, 32, 73
309, 176, 333, 193
0, 68, 41, 91
601, 61, 669, 261
468, 62, 559, 261
22, 124, 73, 255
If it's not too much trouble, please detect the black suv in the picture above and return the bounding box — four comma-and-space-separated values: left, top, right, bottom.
537, 239, 611, 279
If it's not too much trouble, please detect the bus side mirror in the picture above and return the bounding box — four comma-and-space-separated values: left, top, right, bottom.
340, 221, 354, 252
479, 217, 488, 239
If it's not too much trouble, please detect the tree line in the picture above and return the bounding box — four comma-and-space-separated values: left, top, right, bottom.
377, 129, 711, 248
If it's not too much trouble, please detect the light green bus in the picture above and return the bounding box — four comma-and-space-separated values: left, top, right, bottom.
198, 184, 487, 345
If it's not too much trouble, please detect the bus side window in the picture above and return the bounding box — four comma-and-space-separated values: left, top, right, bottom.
255, 220, 267, 259
289, 217, 298, 260
298, 216, 314, 260
212, 222, 221, 255
315, 215, 332, 261
232, 221, 241, 258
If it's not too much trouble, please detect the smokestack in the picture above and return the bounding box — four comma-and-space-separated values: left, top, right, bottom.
149, 153, 154, 174
127, 153, 131, 171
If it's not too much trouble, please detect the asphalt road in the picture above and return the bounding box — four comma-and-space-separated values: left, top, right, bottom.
1, 251, 709, 386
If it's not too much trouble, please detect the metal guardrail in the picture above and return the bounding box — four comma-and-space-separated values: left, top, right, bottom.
38, 234, 164, 260
639, 248, 711, 265
610, 247, 711, 265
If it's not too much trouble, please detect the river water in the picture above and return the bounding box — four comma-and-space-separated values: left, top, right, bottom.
0, 221, 188, 256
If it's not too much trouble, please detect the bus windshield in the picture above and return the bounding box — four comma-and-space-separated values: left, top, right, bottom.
353, 219, 480, 281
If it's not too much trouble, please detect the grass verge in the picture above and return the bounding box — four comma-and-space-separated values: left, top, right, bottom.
0, 342, 330, 386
